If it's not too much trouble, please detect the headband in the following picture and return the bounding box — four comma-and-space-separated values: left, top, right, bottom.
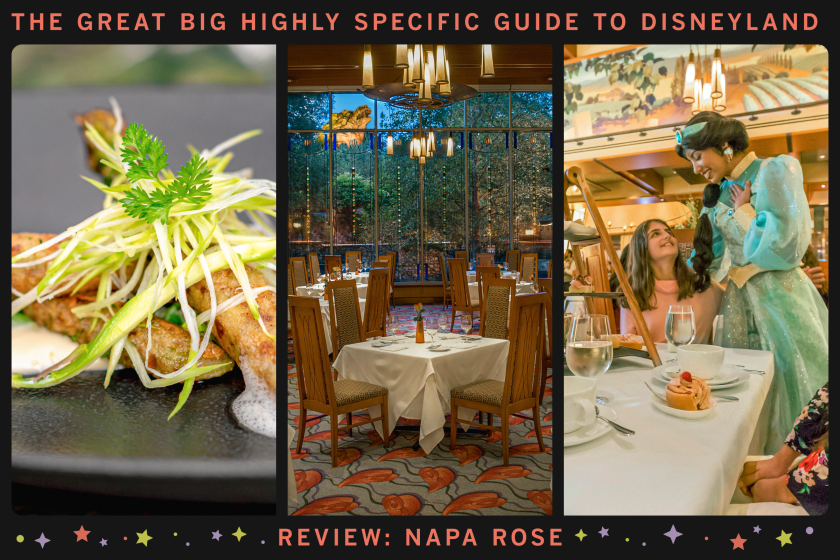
675, 121, 707, 145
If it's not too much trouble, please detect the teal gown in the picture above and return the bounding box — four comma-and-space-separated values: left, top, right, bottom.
689, 153, 829, 454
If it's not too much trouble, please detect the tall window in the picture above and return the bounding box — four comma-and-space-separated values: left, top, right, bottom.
288, 92, 553, 282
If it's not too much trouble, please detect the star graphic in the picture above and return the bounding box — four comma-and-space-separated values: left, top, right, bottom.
35, 533, 50, 549
136, 530, 153, 547
664, 525, 683, 544
777, 530, 792, 547
100, 539, 108, 547
575, 529, 587, 541
753, 525, 761, 534
731, 534, 747, 550
232, 527, 247, 542
212, 530, 222, 541
598, 527, 609, 538
74, 525, 91, 542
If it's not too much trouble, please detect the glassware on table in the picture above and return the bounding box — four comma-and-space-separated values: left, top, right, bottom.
503, 261, 509, 271
460, 313, 473, 336
426, 324, 438, 343
712, 314, 724, 347
665, 305, 696, 349
566, 314, 613, 405
563, 296, 589, 346
386, 315, 399, 338
437, 313, 449, 337
469, 260, 475, 272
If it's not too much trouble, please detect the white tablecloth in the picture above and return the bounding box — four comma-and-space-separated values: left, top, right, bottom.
333, 337, 510, 453
466, 271, 520, 283
467, 281, 535, 303
563, 345, 775, 515
297, 282, 368, 299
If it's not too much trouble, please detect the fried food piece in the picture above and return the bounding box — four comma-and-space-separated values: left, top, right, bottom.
187, 267, 276, 393
74, 108, 126, 185
12, 232, 133, 296
22, 296, 234, 381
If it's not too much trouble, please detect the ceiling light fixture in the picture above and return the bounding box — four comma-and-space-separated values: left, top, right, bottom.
686, 45, 726, 113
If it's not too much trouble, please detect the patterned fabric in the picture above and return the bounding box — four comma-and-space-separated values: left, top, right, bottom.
521, 257, 537, 281
333, 379, 388, 407
784, 383, 828, 516
287, 267, 295, 296
332, 286, 361, 349
451, 379, 505, 407
507, 251, 520, 272
483, 285, 510, 339
288, 303, 552, 517
308, 254, 320, 281
292, 260, 308, 288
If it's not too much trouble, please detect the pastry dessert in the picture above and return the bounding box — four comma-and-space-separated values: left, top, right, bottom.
569, 275, 594, 293
665, 372, 711, 411
611, 333, 644, 350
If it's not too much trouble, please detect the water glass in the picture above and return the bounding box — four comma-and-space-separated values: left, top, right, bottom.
503, 261, 509, 271
437, 313, 449, 337
460, 313, 473, 335
566, 314, 613, 404
665, 305, 696, 348
387, 315, 399, 338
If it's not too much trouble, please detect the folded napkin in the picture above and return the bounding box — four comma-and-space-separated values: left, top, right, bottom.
437, 333, 461, 340
378, 345, 409, 352
451, 343, 480, 349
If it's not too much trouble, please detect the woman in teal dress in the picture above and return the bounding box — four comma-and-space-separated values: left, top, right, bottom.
679, 111, 828, 454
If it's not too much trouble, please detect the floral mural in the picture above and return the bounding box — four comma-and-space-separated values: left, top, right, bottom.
564, 44, 828, 139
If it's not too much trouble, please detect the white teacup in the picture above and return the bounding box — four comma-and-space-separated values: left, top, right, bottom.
677, 344, 725, 379
564, 376, 597, 433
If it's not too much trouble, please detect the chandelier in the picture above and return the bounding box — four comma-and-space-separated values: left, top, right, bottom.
385, 128, 457, 165
683, 45, 726, 113
362, 44, 494, 110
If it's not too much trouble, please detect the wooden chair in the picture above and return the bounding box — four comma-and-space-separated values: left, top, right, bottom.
346, 251, 362, 273
475, 266, 501, 320
536, 278, 553, 404
385, 252, 398, 307
287, 263, 295, 338
454, 250, 469, 264
380, 254, 396, 310
477, 253, 494, 267
438, 252, 451, 309
479, 278, 515, 339
520, 253, 539, 282
290, 257, 308, 291
325, 280, 364, 355
362, 268, 390, 339
450, 292, 548, 466
325, 255, 342, 277
548, 259, 553, 279
307, 252, 321, 285
448, 258, 480, 332
289, 295, 390, 468
506, 250, 520, 272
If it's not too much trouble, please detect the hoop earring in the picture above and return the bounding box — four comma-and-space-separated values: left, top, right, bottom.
724, 146, 733, 162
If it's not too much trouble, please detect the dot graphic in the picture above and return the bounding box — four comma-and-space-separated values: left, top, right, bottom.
187, 543, 190, 547
643, 543, 646, 547
124, 537, 128, 541
806, 527, 814, 535
705, 537, 709, 541
174, 533, 178, 537
625, 538, 629, 542
261, 541, 265, 544
16, 535, 24, 543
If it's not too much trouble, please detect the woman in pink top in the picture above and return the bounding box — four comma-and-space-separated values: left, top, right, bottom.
620, 220, 724, 343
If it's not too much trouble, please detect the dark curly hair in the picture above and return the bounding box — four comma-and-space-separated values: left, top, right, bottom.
690, 183, 723, 292
675, 111, 749, 160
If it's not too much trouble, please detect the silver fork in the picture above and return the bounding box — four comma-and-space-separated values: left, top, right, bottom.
595, 404, 635, 436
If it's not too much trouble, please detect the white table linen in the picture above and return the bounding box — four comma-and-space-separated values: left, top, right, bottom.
332, 337, 510, 454
297, 283, 368, 300
563, 346, 775, 515
468, 281, 535, 303
466, 271, 520, 283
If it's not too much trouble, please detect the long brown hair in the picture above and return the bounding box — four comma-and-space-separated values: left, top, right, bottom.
620, 219, 701, 312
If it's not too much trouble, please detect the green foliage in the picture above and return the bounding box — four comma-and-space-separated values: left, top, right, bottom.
121, 124, 213, 224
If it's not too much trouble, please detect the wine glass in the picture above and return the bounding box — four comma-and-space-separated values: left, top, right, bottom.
566, 314, 613, 404
563, 296, 588, 346
437, 313, 449, 338
386, 315, 399, 339
460, 313, 473, 336
503, 261, 509, 272
665, 305, 696, 351
469, 260, 475, 272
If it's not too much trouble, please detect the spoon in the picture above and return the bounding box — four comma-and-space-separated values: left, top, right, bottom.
595, 404, 635, 436
713, 395, 739, 402
644, 381, 666, 403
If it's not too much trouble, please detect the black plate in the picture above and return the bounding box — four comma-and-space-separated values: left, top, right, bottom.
11, 87, 277, 504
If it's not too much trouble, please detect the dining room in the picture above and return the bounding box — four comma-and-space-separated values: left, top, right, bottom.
286, 44, 554, 516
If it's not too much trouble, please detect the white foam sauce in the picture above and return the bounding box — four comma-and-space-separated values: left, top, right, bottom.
231, 357, 276, 438
12, 323, 114, 375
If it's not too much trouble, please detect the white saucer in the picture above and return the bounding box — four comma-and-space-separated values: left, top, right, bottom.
651, 395, 717, 419
653, 364, 739, 386
428, 346, 451, 352
563, 405, 616, 447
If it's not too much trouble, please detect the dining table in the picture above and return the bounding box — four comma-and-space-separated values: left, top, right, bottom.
563, 344, 776, 515
468, 280, 535, 303
466, 270, 520, 283
296, 281, 368, 299
332, 335, 511, 454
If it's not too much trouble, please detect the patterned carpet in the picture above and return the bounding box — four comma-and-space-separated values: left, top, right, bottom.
287, 304, 553, 516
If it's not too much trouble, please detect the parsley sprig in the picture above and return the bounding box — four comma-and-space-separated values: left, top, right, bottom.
120, 123, 213, 224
